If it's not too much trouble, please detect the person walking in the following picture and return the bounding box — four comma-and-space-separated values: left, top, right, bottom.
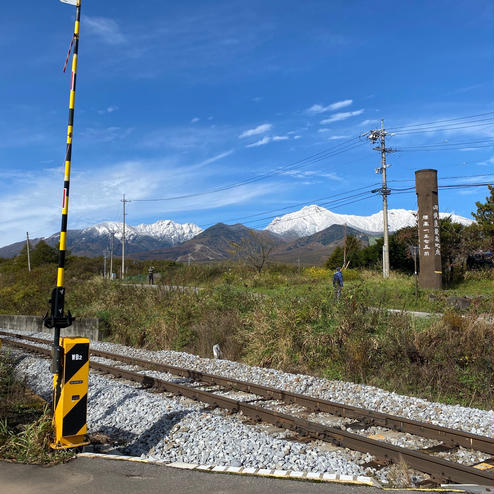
333, 267, 343, 299
148, 266, 154, 285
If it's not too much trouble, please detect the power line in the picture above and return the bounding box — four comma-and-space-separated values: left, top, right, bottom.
132, 138, 365, 202
242, 193, 378, 229
388, 173, 494, 183
241, 180, 492, 232
391, 120, 493, 136
397, 138, 493, 150
387, 112, 494, 131
216, 183, 381, 225
128, 112, 493, 203
438, 182, 493, 189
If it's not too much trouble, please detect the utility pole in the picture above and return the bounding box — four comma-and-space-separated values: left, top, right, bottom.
121, 194, 130, 279
26, 232, 31, 272
364, 120, 395, 278
103, 250, 107, 278
343, 223, 347, 269
109, 231, 114, 280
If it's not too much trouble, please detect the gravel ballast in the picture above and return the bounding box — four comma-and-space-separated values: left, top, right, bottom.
2, 329, 493, 486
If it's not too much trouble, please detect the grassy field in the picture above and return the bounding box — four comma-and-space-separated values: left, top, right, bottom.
1, 259, 493, 410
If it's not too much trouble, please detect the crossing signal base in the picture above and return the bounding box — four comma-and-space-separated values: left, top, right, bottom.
51, 337, 90, 449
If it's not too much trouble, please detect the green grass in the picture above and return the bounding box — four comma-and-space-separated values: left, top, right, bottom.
1, 257, 493, 410
0, 352, 75, 464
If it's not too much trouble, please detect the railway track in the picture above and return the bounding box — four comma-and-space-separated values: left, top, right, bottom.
1, 330, 493, 487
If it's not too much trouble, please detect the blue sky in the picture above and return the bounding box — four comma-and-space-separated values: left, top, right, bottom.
0, 0, 493, 246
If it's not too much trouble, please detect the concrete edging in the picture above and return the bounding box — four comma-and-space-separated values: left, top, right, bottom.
0, 314, 100, 341
77, 452, 379, 487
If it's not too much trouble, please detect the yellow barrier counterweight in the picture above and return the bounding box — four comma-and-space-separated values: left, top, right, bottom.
52, 337, 90, 449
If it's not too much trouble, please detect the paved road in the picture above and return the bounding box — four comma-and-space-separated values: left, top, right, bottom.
0, 456, 441, 494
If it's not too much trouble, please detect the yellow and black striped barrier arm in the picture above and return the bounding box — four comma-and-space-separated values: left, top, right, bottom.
43, 0, 81, 429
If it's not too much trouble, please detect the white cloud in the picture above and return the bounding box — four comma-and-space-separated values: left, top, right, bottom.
80, 126, 134, 143
191, 117, 200, 123
293, 135, 301, 140
272, 135, 289, 141
196, 150, 234, 166
246, 136, 271, 147
282, 170, 342, 181
84, 16, 126, 45
0, 157, 271, 246
360, 119, 379, 126
98, 106, 119, 115
320, 109, 364, 124
318, 128, 330, 133
141, 125, 231, 150
329, 135, 348, 140
476, 157, 494, 167
239, 123, 272, 139
306, 99, 353, 115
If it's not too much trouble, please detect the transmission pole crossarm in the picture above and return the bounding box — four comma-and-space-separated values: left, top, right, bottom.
366, 119, 391, 278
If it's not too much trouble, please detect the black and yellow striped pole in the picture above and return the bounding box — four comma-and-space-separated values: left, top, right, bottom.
43, 0, 83, 444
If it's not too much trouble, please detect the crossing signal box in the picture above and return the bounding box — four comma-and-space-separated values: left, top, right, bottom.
51, 337, 90, 449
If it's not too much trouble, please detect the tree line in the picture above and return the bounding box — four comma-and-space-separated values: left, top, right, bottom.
326, 185, 494, 284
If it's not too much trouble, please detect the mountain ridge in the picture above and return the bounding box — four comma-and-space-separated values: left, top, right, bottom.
265, 205, 472, 238
0, 206, 473, 259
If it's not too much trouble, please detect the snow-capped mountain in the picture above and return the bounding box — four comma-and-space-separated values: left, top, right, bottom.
81, 220, 202, 245
8, 219, 205, 258
265, 205, 473, 239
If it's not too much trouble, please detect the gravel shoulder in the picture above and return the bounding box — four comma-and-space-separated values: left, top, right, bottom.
2, 329, 493, 488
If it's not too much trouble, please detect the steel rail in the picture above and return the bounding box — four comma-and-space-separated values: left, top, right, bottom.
1, 330, 492, 454
2, 336, 493, 486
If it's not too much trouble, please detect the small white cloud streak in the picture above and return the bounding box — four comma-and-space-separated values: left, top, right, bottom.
191, 117, 200, 123
98, 106, 119, 115
272, 135, 289, 141
195, 150, 234, 166
476, 157, 494, 167
360, 119, 379, 126
282, 170, 343, 181
239, 123, 272, 139
246, 136, 271, 147
329, 135, 348, 140
306, 99, 353, 114
84, 16, 127, 45
320, 109, 364, 124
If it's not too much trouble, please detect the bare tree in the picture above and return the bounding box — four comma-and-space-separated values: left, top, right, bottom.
229, 231, 275, 273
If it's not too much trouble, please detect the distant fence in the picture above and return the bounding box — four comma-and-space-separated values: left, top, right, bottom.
0, 314, 100, 341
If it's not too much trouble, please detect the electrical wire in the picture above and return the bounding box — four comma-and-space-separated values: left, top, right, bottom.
128, 112, 493, 203
390, 120, 493, 136
388, 173, 494, 183
397, 138, 493, 150
386, 112, 494, 131
217, 183, 381, 225
132, 138, 365, 202
241, 193, 378, 229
